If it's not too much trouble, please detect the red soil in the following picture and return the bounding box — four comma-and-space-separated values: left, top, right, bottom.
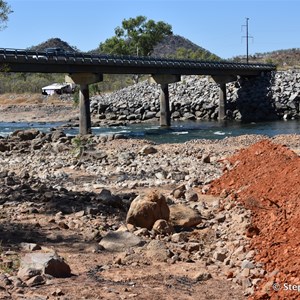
209, 140, 300, 300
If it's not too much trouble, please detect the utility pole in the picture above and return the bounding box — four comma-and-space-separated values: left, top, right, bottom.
242, 17, 253, 63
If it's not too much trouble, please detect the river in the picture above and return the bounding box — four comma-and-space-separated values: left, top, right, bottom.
1, 119, 300, 144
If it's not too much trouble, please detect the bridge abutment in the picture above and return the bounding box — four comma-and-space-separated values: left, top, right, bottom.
66, 73, 103, 135
212, 75, 237, 120
150, 74, 181, 126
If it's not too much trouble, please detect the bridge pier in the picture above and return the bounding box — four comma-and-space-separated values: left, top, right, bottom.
212, 75, 237, 120
66, 73, 103, 135
150, 74, 181, 126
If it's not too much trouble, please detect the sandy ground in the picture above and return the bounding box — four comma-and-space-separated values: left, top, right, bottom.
0, 93, 81, 122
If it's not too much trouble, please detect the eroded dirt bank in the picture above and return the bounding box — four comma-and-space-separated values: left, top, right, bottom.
209, 139, 300, 300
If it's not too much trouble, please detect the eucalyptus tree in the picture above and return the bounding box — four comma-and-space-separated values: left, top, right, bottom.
98, 15, 173, 56
0, 0, 12, 30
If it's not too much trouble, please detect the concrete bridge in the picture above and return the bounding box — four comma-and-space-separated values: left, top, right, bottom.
0, 48, 276, 134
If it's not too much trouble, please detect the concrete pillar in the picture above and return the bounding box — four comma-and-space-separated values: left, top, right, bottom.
65, 73, 103, 135
219, 82, 227, 120
79, 83, 92, 135
150, 74, 180, 127
212, 75, 237, 120
159, 83, 170, 126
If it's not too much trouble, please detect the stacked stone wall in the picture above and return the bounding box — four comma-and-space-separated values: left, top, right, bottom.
91, 70, 300, 122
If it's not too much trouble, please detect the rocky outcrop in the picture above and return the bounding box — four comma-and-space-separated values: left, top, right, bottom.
91, 70, 300, 122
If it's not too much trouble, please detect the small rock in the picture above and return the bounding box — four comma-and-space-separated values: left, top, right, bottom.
51, 288, 65, 296
186, 242, 200, 253
171, 232, 188, 243
241, 260, 255, 269
245, 225, 260, 238
185, 189, 198, 202
99, 231, 143, 252
58, 221, 69, 229
169, 204, 202, 227
202, 154, 211, 163
171, 184, 186, 199
74, 210, 85, 217
0, 274, 12, 287
152, 219, 174, 235
213, 251, 227, 262
146, 240, 171, 262
134, 228, 149, 236
193, 269, 212, 281
26, 275, 45, 287
139, 145, 157, 155
215, 213, 226, 223
241, 268, 250, 277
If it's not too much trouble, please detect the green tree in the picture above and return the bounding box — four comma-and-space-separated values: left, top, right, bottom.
98, 16, 172, 56
0, 0, 12, 30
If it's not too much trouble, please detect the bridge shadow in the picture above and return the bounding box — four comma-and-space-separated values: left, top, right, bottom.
227, 72, 279, 122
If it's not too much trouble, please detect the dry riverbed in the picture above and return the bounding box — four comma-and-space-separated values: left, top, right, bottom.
0, 99, 299, 300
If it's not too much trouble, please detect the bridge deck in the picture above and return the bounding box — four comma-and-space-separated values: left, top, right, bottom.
0, 48, 276, 76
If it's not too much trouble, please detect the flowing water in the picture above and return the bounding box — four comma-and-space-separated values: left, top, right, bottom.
1, 119, 300, 144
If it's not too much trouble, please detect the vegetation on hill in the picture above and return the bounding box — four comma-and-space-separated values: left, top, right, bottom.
151, 35, 220, 60
232, 48, 300, 69
28, 37, 78, 53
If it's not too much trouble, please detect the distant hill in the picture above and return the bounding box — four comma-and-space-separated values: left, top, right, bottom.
28, 38, 78, 52
26, 37, 300, 69
233, 48, 300, 69
150, 35, 221, 60
30, 35, 221, 61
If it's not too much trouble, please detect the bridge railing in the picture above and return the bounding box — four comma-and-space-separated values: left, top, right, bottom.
0, 47, 276, 71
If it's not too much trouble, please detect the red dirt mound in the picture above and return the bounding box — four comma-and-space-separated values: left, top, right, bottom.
209, 139, 300, 300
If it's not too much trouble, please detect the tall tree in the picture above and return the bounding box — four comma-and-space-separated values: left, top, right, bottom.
99, 16, 172, 56
0, 0, 12, 30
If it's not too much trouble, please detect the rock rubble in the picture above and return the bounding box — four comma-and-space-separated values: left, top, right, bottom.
91, 70, 300, 123
0, 130, 300, 299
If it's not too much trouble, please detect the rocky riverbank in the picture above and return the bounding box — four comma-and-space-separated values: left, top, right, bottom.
91, 70, 300, 123
0, 129, 299, 299
0, 70, 299, 128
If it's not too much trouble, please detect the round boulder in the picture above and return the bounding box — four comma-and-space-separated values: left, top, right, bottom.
126, 191, 170, 230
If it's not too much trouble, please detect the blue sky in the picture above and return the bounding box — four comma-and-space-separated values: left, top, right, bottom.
1, 0, 299, 59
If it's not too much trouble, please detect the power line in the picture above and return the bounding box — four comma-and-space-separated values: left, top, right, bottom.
241, 17, 254, 63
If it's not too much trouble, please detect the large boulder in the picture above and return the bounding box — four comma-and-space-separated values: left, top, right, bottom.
126, 191, 170, 230
17, 252, 71, 280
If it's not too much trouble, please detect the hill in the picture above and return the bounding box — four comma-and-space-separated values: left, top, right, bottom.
29, 35, 220, 61
16, 35, 300, 68
233, 48, 300, 69
28, 38, 78, 52
150, 34, 221, 60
